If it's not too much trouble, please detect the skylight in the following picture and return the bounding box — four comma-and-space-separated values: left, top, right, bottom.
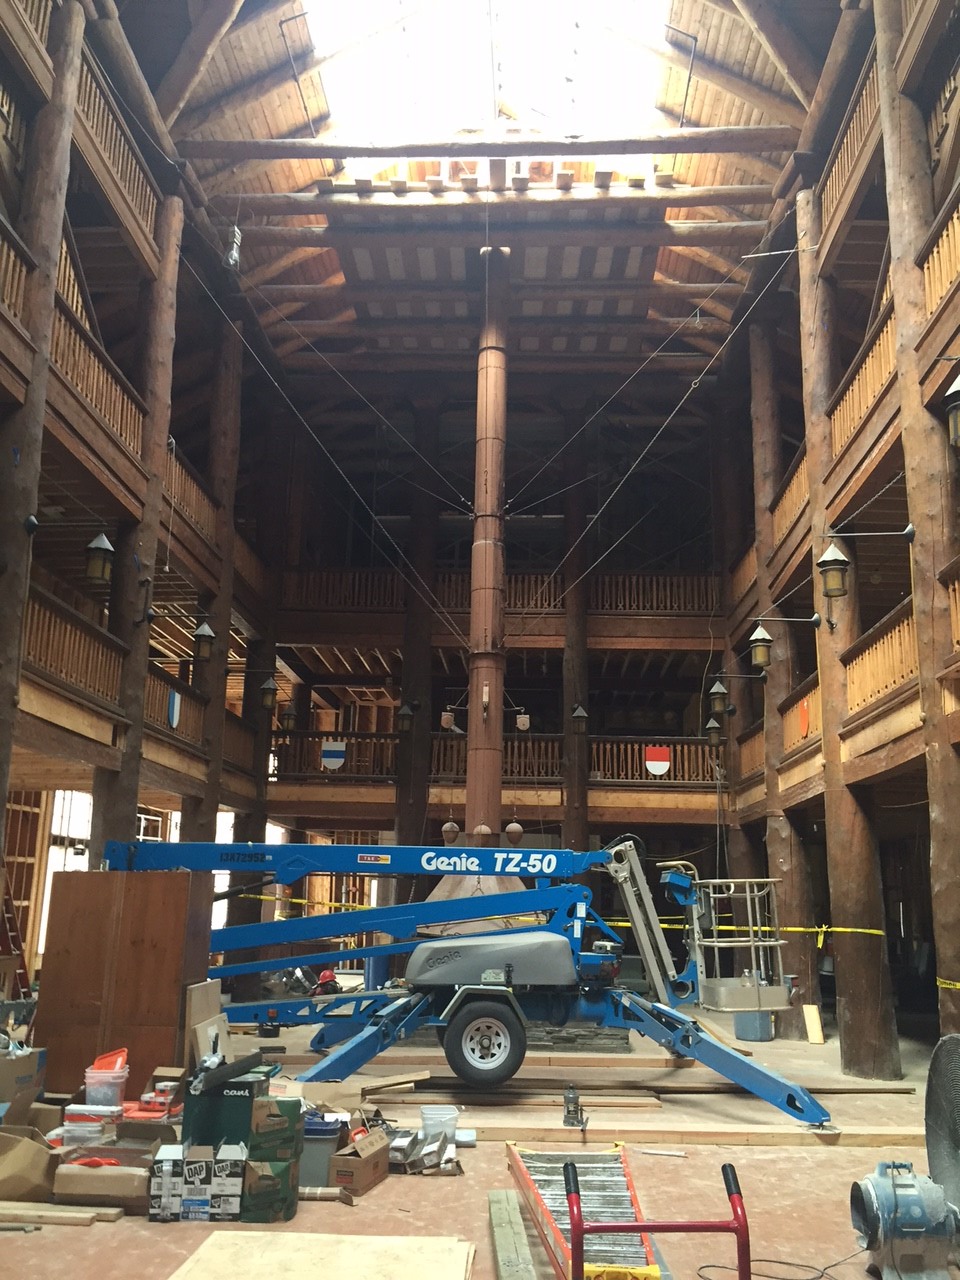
305, 0, 672, 145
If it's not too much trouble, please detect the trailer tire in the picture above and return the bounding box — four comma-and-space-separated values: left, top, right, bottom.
443, 1000, 526, 1087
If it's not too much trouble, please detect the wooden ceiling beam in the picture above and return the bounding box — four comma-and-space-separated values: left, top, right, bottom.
173, 51, 324, 138
280, 352, 713, 374
227, 220, 768, 250
179, 123, 800, 162
155, 0, 245, 127
730, 0, 822, 110
249, 280, 745, 302
210, 183, 773, 217
266, 315, 731, 339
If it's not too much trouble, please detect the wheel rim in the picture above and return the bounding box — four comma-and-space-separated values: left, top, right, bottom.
460, 1015, 511, 1070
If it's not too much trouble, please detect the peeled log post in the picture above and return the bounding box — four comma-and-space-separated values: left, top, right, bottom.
0, 1, 85, 873
465, 248, 510, 845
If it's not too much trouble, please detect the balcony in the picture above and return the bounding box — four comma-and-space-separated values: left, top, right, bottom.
770, 448, 809, 551
828, 308, 898, 461
817, 54, 881, 274
0, 0, 54, 99
270, 731, 716, 786
73, 51, 160, 276
163, 446, 218, 545
21, 587, 123, 709
843, 599, 919, 716
0, 213, 34, 403
782, 678, 822, 754
917, 182, 960, 398
143, 665, 206, 749
222, 711, 256, 774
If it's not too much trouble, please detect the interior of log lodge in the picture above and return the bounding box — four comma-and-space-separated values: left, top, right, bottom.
4, 0, 960, 1276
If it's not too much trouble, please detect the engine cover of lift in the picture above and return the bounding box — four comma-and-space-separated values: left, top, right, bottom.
405, 931, 577, 990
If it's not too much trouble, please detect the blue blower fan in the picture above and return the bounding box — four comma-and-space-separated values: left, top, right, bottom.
850, 1035, 960, 1278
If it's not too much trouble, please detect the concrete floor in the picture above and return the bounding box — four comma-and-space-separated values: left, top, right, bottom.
2, 1020, 935, 1280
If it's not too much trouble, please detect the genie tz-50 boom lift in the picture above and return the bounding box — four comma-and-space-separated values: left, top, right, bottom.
104, 834, 830, 1126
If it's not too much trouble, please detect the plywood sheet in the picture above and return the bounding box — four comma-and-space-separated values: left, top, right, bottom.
167, 1231, 475, 1280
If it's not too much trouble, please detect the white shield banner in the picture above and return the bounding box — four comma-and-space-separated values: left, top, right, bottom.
167, 689, 181, 730
321, 739, 347, 771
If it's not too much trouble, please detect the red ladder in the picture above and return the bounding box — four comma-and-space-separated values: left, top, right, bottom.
0, 881, 31, 1001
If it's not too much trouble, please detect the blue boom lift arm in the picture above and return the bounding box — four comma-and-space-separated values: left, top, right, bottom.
102, 838, 831, 1126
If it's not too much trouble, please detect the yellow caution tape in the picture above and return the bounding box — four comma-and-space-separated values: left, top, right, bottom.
936, 976, 960, 990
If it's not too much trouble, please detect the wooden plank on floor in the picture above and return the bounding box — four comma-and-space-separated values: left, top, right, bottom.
166, 1231, 476, 1279
0, 1206, 98, 1226
489, 1190, 538, 1280
0, 1199, 122, 1222
369, 1088, 662, 1109
363, 1104, 925, 1146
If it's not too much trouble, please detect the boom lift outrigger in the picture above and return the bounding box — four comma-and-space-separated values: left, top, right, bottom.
104, 834, 830, 1126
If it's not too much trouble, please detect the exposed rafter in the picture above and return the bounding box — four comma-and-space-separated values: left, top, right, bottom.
155, 0, 245, 127
173, 52, 325, 138
730, 0, 822, 109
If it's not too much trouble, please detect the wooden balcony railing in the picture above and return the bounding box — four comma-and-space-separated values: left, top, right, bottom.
843, 600, 919, 715
273, 731, 398, 780
589, 738, 716, 783
222, 711, 255, 772
164, 448, 218, 543
737, 725, 764, 777
589, 574, 719, 613
15, 0, 53, 44
729, 546, 757, 606
144, 666, 206, 746
285, 569, 406, 610
271, 731, 719, 785
781, 678, 822, 753
283, 569, 720, 615
926, 57, 959, 177
76, 53, 158, 242
232, 535, 271, 601
920, 185, 960, 317
50, 302, 144, 454
22, 588, 124, 706
944, 560, 960, 652
0, 216, 31, 323
771, 449, 809, 547
57, 238, 91, 329
829, 310, 897, 457
899, 0, 921, 27
0, 74, 28, 168
820, 57, 879, 231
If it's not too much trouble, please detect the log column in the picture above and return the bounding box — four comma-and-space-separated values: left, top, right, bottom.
561, 408, 590, 851
89, 196, 185, 859
749, 318, 820, 1035
0, 1, 85, 870
395, 398, 441, 846
465, 248, 509, 844
797, 189, 900, 1077
180, 319, 243, 841
874, 0, 960, 1033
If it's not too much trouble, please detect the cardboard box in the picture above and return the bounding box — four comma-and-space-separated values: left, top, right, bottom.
0, 1049, 46, 1103
149, 1143, 184, 1222
241, 1157, 299, 1223
180, 1144, 214, 1221
327, 1128, 390, 1198
181, 1069, 271, 1146
54, 1164, 150, 1213
27, 1100, 63, 1136
248, 1097, 304, 1161
209, 1142, 246, 1221
0, 1127, 59, 1201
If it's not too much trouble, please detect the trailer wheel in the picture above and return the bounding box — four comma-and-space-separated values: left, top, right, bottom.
443, 1000, 526, 1087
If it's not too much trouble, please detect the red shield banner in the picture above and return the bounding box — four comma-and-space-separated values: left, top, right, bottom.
643, 745, 671, 777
